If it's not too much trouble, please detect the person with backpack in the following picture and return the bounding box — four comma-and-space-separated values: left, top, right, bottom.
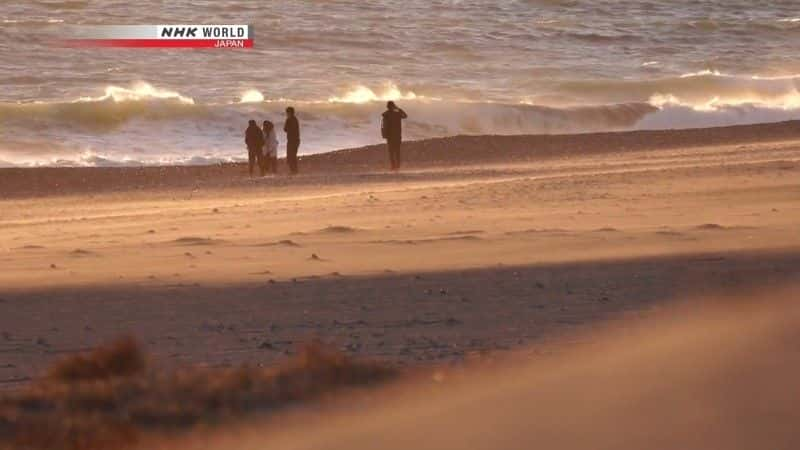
381, 101, 408, 171
283, 107, 300, 174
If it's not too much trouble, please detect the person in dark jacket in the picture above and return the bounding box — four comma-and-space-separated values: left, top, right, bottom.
381, 101, 408, 170
283, 107, 300, 174
245, 119, 265, 177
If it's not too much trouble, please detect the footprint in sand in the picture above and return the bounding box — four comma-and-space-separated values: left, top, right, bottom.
370, 235, 483, 245
249, 270, 272, 275
593, 227, 619, 233
694, 223, 755, 231
505, 228, 569, 236
309, 253, 329, 262
170, 237, 227, 246
15, 245, 45, 250
696, 223, 729, 231
318, 225, 363, 234
443, 230, 486, 236
254, 240, 302, 248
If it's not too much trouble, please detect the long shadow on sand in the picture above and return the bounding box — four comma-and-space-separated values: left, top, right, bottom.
0, 247, 799, 389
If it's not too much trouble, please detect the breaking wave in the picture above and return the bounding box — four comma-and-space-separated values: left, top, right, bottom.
238, 89, 265, 104
327, 83, 423, 104
1, 76, 800, 167
0, 82, 205, 130
547, 71, 800, 111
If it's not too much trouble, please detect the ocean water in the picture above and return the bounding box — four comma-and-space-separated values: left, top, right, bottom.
1, 0, 799, 167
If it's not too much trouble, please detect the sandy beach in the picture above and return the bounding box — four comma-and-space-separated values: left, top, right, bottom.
4, 0, 800, 446
2, 121, 800, 373
182, 286, 800, 450
2, 120, 800, 198
1, 122, 800, 447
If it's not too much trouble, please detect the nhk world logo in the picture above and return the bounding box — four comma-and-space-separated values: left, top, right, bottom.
61, 25, 253, 48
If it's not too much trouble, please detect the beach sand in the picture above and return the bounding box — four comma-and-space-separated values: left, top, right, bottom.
181, 286, 800, 450
1, 122, 799, 446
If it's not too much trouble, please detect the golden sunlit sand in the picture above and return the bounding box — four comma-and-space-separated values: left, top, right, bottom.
1, 123, 800, 448
4, 1, 800, 447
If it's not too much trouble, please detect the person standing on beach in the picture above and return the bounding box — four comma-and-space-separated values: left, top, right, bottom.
262, 120, 279, 174
284, 107, 300, 174
381, 101, 408, 171
245, 119, 265, 177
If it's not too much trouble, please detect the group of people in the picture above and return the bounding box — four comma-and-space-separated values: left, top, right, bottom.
245, 106, 300, 177
244, 101, 407, 176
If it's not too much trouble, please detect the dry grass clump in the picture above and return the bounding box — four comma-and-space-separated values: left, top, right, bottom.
46, 336, 146, 382
0, 338, 396, 450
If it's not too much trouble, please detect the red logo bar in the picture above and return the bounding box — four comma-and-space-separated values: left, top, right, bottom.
61, 39, 253, 48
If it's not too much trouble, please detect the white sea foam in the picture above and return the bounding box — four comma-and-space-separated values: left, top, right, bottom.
3, 0, 800, 171
239, 89, 265, 103
327, 83, 421, 104
77, 82, 195, 104
1, 74, 799, 167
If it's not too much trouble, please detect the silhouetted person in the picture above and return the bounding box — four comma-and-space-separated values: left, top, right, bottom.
262, 120, 278, 174
284, 107, 300, 174
245, 119, 265, 177
381, 101, 408, 170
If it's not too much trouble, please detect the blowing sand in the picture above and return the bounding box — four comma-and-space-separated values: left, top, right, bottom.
1, 122, 800, 447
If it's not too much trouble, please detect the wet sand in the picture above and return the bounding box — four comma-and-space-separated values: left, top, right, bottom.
2, 120, 800, 199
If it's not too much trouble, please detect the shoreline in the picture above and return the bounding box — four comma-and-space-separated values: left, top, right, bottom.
2, 120, 800, 199
2, 117, 799, 446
